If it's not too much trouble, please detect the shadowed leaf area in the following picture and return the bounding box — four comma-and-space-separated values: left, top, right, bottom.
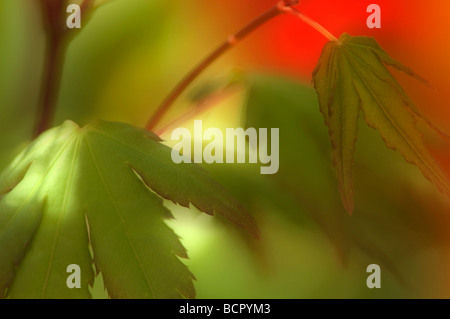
0, 120, 256, 299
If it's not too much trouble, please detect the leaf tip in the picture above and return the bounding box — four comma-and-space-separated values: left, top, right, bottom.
341, 193, 354, 215
337, 180, 354, 215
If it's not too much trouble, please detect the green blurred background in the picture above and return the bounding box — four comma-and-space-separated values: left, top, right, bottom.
1, 0, 450, 298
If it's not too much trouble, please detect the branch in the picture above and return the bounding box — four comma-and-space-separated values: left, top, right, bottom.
33, 37, 66, 138
34, 0, 98, 138
145, 0, 300, 131
33, 1, 67, 138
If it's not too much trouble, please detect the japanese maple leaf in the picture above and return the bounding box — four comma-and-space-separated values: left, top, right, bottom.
0, 120, 257, 298
313, 33, 450, 213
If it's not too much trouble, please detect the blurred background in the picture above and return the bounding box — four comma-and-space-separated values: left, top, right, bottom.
1, 0, 450, 298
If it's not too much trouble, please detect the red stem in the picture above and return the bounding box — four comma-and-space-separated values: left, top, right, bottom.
283, 7, 338, 42
145, 1, 298, 131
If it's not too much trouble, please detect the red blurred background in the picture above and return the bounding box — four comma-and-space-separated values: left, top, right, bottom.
183, 0, 450, 171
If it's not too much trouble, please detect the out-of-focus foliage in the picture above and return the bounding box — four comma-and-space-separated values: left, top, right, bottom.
0, 0, 44, 169
196, 74, 450, 298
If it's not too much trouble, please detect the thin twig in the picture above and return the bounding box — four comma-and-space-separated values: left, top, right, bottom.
282, 7, 339, 42
145, 0, 341, 131
145, 1, 298, 131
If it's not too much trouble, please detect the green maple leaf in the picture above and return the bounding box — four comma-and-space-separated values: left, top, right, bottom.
313, 33, 450, 214
0, 120, 257, 299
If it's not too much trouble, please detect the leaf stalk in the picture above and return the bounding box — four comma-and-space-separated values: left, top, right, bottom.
145, 0, 339, 131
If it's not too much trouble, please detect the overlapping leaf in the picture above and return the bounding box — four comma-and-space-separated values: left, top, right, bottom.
313, 33, 450, 213
0, 120, 257, 299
